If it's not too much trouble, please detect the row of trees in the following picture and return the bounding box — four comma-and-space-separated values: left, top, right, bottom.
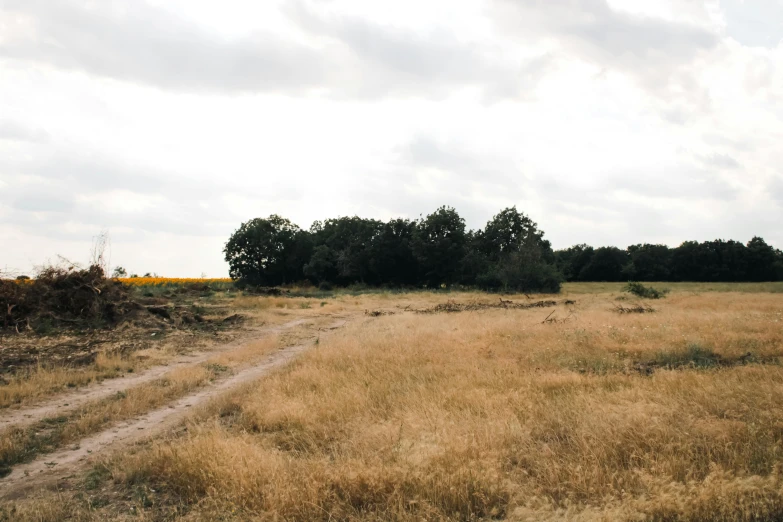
224, 207, 783, 292
555, 238, 783, 283
224, 207, 561, 292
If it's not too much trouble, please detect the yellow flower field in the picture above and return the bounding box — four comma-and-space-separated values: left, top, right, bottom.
117, 277, 232, 287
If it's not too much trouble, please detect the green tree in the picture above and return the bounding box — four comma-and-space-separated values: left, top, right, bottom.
554, 244, 595, 282
578, 246, 628, 282
475, 207, 561, 292
480, 206, 553, 261
368, 218, 419, 286
746, 237, 778, 281
303, 245, 338, 284
224, 215, 311, 286
412, 206, 467, 287
308, 217, 383, 285
625, 244, 672, 281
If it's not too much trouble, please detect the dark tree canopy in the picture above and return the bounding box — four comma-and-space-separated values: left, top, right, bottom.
554, 237, 783, 283
480, 207, 552, 260
223, 215, 311, 286
225, 209, 783, 291
412, 206, 467, 287
578, 246, 628, 282
307, 216, 383, 285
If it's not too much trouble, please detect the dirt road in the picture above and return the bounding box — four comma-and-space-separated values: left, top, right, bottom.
0, 316, 350, 500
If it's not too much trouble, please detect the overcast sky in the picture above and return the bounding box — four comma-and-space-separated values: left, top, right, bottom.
1, 0, 781, 277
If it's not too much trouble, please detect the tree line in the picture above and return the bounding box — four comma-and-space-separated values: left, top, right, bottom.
555, 238, 783, 283
224, 207, 783, 292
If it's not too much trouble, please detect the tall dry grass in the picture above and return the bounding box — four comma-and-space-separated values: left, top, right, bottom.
84, 291, 783, 520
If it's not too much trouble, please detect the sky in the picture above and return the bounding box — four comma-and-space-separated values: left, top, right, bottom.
0, 0, 781, 277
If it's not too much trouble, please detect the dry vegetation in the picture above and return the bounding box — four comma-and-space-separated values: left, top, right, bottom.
2, 286, 783, 521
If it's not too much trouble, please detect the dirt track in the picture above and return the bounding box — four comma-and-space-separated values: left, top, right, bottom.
0, 316, 350, 500
0, 318, 311, 431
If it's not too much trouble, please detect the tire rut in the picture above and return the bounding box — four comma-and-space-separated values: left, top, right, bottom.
0, 318, 349, 500
0, 318, 311, 432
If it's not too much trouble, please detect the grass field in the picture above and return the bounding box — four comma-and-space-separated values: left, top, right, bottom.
2, 283, 783, 520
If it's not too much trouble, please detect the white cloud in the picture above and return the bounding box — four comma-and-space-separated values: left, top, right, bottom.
0, 0, 781, 276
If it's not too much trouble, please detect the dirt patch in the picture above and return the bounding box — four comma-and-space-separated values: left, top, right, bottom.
414, 298, 560, 314
614, 304, 656, 314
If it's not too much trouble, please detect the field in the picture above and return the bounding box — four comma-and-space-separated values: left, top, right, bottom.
1, 282, 783, 520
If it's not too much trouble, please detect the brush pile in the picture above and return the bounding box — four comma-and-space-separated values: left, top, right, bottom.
415, 298, 559, 314
614, 304, 656, 314
1, 265, 140, 332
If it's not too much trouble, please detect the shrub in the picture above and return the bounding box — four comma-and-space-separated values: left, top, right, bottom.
625, 281, 669, 299
477, 254, 562, 293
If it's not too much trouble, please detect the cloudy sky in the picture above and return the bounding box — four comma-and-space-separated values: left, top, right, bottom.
1, 0, 781, 277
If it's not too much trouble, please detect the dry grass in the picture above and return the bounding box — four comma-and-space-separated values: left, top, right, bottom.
0, 336, 280, 475
5, 288, 783, 520
0, 299, 282, 409
0, 354, 138, 409
562, 281, 783, 294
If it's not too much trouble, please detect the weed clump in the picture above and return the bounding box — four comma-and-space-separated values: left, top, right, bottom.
651, 343, 721, 369
625, 281, 669, 299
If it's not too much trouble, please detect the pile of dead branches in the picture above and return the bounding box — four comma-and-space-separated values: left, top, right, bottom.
1, 264, 140, 332
415, 298, 559, 314
614, 304, 656, 314
365, 310, 395, 317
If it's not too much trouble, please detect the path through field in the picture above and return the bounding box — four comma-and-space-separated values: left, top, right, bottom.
0, 315, 351, 500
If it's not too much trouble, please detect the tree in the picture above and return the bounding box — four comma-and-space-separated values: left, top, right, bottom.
746, 237, 778, 281
307, 217, 383, 285
112, 266, 128, 278
480, 206, 553, 261
367, 218, 419, 286
412, 206, 467, 287
474, 207, 561, 292
671, 240, 747, 282
625, 244, 672, 281
554, 244, 595, 281
578, 247, 628, 282
224, 215, 311, 286
476, 249, 562, 292
303, 245, 338, 284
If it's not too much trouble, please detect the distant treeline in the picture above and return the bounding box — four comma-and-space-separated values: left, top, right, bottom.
224, 207, 783, 293
555, 239, 783, 283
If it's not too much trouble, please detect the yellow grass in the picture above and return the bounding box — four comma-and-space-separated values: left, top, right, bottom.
562, 281, 783, 294
0, 354, 139, 409
0, 336, 281, 475
5, 288, 783, 520
90, 291, 783, 520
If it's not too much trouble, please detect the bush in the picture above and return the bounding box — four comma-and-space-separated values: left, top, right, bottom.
625, 281, 669, 299
477, 252, 562, 293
